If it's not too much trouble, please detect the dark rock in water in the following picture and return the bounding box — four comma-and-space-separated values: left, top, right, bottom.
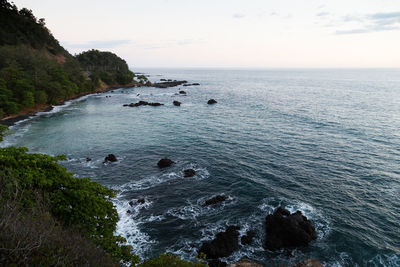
292, 258, 324, 267
123, 101, 164, 107
183, 83, 200, 87
199, 226, 240, 259
104, 154, 117, 163
265, 207, 317, 250
160, 79, 167, 81
152, 80, 187, 88
183, 169, 196, 177
203, 195, 227, 206
126, 210, 131, 214
137, 198, 145, 204
208, 99, 217, 104
43, 106, 54, 112
173, 100, 181, 106
129, 201, 134, 207
241, 230, 256, 245
228, 258, 263, 267
179, 90, 186, 94
86, 157, 92, 162
157, 158, 174, 168
208, 259, 227, 267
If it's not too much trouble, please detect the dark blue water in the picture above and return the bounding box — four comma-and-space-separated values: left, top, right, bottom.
2, 69, 400, 266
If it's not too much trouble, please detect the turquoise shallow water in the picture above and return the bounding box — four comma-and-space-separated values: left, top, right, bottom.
2, 69, 400, 266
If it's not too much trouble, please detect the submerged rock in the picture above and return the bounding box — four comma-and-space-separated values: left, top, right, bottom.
157, 158, 175, 168
104, 154, 117, 163
241, 230, 256, 245
208, 99, 217, 104
183, 169, 196, 177
293, 259, 324, 267
173, 100, 181, 106
228, 259, 263, 267
203, 195, 227, 206
199, 226, 240, 259
265, 207, 316, 250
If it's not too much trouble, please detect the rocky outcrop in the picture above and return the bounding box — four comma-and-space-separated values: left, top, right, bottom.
157, 158, 174, 168
123, 101, 163, 107
152, 80, 187, 88
265, 207, 316, 250
183, 83, 200, 87
209, 259, 227, 267
199, 226, 240, 259
228, 259, 263, 267
208, 99, 217, 104
203, 195, 227, 206
241, 230, 256, 245
179, 90, 186, 94
183, 169, 196, 177
293, 259, 324, 267
173, 101, 181, 106
104, 154, 117, 162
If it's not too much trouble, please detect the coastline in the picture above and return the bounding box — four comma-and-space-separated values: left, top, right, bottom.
0, 82, 139, 127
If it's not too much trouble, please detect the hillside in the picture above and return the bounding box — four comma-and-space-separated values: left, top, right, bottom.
0, 0, 139, 119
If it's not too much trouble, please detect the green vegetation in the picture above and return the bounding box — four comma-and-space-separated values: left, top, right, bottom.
0, 0, 138, 118
76, 49, 135, 86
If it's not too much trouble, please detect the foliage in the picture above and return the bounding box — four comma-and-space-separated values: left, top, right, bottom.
76, 49, 134, 85
0, 146, 139, 265
139, 253, 208, 267
0, 124, 8, 141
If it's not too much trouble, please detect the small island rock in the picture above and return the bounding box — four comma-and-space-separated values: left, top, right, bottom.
183, 169, 196, 177
203, 195, 227, 206
157, 158, 175, 168
104, 154, 117, 163
199, 226, 240, 259
208, 99, 217, 104
173, 100, 181, 106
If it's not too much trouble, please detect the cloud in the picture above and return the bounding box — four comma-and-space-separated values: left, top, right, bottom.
233, 13, 245, 19
316, 12, 330, 17
270, 12, 278, 16
64, 39, 131, 49
336, 11, 400, 34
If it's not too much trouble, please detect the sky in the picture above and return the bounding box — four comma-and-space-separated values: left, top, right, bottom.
12, 0, 400, 68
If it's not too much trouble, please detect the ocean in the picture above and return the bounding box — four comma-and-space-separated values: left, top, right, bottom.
2, 68, 400, 266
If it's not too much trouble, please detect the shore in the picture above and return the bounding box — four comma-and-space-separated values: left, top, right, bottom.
0, 82, 139, 127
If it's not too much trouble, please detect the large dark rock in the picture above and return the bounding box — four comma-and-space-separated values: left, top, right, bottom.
152, 80, 187, 88
265, 207, 317, 250
241, 230, 256, 245
157, 158, 175, 168
208, 99, 217, 104
183, 169, 196, 177
199, 226, 240, 259
173, 100, 181, 106
123, 101, 164, 107
208, 259, 227, 267
203, 195, 227, 206
104, 154, 117, 162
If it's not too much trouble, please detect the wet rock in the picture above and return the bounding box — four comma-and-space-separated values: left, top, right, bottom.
179, 90, 187, 94
157, 158, 175, 168
183, 169, 196, 177
209, 259, 227, 267
228, 259, 263, 267
265, 207, 317, 250
43, 106, 54, 112
203, 195, 227, 206
137, 198, 145, 204
183, 83, 200, 86
86, 157, 92, 162
208, 99, 217, 104
293, 258, 324, 267
129, 201, 134, 207
104, 154, 117, 163
123, 101, 164, 107
152, 80, 187, 88
241, 230, 256, 245
199, 225, 240, 259
173, 100, 181, 106
126, 210, 131, 214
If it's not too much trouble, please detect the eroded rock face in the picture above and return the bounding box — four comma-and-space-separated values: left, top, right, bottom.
208, 99, 217, 104
228, 259, 263, 267
173, 100, 181, 106
199, 226, 240, 259
183, 169, 196, 177
265, 207, 317, 250
203, 195, 228, 206
104, 154, 117, 162
293, 258, 324, 267
157, 158, 174, 168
